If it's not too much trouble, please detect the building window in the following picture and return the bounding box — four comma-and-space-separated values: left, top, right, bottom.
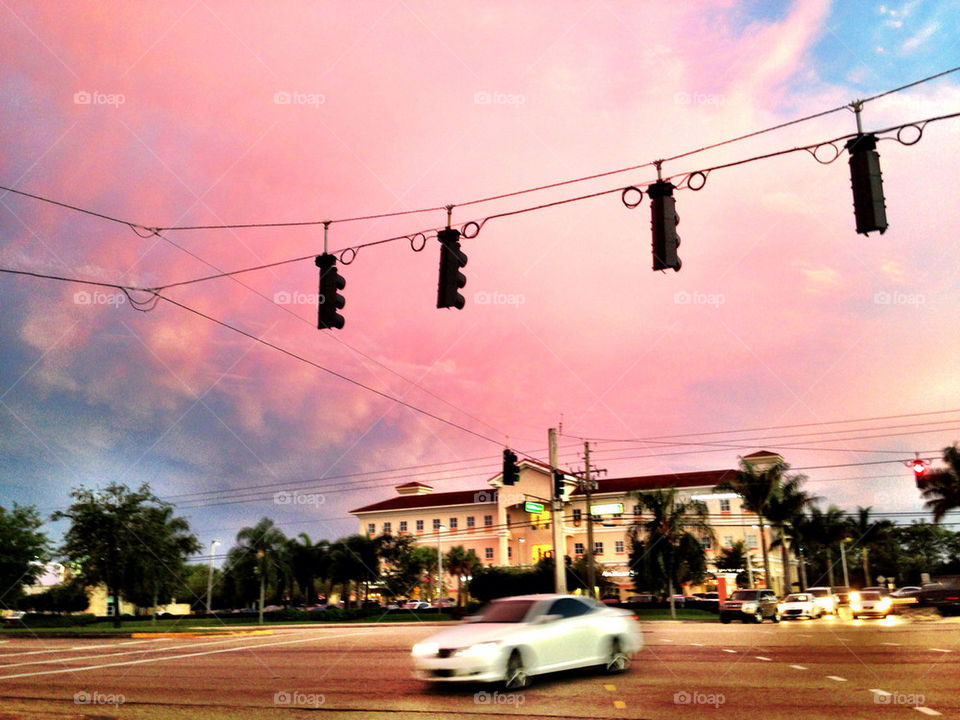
399, 521, 407, 533
466, 516, 475, 529
746, 534, 757, 547
720, 498, 731, 513
383, 522, 391, 534
433, 518, 441, 530
508, 546, 512, 559
594, 541, 603, 555
485, 547, 494, 560
367, 523, 375, 535
700, 536, 711, 549
416, 519, 424, 532
574, 542, 584, 555
484, 514, 493, 527
572, 508, 582, 525
722, 535, 733, 548
449, 517, 458, 530
615, 540, 625, 554
632, 504, 641, 516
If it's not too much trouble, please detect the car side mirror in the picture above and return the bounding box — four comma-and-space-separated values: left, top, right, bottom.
537, 613, 562, 624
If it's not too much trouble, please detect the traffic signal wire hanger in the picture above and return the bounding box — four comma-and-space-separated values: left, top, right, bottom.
316, 222, 347, 330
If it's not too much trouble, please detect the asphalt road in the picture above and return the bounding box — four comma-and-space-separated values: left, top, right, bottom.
1, 612, 958, 719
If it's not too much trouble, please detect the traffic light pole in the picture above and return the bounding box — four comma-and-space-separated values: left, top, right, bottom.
583, 442, 596, 599
549, 428, 567, 594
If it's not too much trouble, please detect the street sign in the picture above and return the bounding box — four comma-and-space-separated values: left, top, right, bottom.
590, 502, 624, 516
524, 500, 545, 513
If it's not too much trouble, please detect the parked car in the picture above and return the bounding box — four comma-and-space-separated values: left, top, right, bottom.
411, 594, 641, 688
2, 611, 26, 626
719, 589, 780, 623
624, 594, 655, 606
667, 594, 687, 607
778, 592, 821, 620
431, 598, 457, 608
805, 587, 837, 616
690, 592, 720, 612
850, 590, 892, 619
404, 601, 431, 610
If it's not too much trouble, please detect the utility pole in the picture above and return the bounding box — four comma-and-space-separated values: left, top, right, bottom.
583, 442, 597, 598
549, 428, 567, 594
206, 539, 220, 614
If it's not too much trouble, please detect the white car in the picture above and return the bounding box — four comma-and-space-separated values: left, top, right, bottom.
805, 587, 837, 616
778, 592, 821, 620
850, 590, 892, 619
411, 594, 642, 688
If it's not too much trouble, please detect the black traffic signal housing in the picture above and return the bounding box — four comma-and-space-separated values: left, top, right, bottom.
316, 253, 346, 330
553, 470, 565, 499
502, 449, 520, 486
436, 228, 468, 309
649, 180, 681, 271
845, 133, 887, 236
911, 459, 927, 488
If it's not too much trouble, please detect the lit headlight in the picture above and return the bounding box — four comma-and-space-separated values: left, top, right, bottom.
412, 642, 439, 657
742, 602, 757, 612
777, 604, 785, 612
823, 597, 834, 610
850, 601, 861, 611
877, 597, 892, 612
455, 641, 500, 658
849, 592, 860, 603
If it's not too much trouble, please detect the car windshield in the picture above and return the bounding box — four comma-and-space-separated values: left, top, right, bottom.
730, 590, 759, 600
808, 589, 828, 597
860, 591, 881, 600
471, 599, 537, 623
787, 594, 811, 602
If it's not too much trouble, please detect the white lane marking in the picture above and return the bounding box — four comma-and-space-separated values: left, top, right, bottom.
870, 689, 892, 697
0, 634, 280, 670
826, 675, 847, 682
662, 639, 673, 643
722, 649, 737, 654
790, 664, 807, 670
0, 630, 374, 680
691, 642, 704, 646
929, 648, 951, 653
0, 638, 168, 658
755, 656, 772, 661
915, 707, 941, 716
882, 642, 900, 646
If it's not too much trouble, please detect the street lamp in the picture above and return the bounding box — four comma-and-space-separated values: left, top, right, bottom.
518, 537, 525, 569
206, 539, 220, 614
436, 525, 446, 612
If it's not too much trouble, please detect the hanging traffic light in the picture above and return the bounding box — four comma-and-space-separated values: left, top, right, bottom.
845, 133, 887, 235
553, 470, 565, 499
911, 458, 927, 488
316, 253, 345, 330
436, 228, 467, 309
502, 449, 520, 486
648, 180, 681, 271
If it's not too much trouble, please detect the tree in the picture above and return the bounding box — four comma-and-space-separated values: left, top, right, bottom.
234, 518, 287, 624
53, 483, 191, 627
0, 503, 49, 608
716, 457, 783, 589
807, 506, 848, 588
627, 487, 712, 618
765, 472, 816, 594
377, 534, 426, 599
444, 546, 482, 606
329, 535, 379, 608
288, 533, 325, 605
844, 507, 894, 587
919, 443, 960, 523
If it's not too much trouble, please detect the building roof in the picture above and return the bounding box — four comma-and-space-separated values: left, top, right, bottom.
350, 488, 497, 514
572, 468, 738, 496
742, 450, 781, 459
395, 481, 432, 489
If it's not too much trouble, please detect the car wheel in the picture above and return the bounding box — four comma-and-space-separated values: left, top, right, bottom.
721, 616, 731, 624
772, 609, 780, 623
504, 649, 529, 689
604, 637, 629, 674
754, 610, 764, 623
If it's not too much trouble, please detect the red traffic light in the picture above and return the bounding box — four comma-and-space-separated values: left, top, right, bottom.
911, 460, 926, 476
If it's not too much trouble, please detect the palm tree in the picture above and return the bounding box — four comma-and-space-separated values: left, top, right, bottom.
235, 518, 287, 624
716, 456, 783, 589
444, 546, 482, 606
717, 541, 749, 588
844, 507, 894, 587
765, 473, 817, 594
777, 510, 818, 590
329, 535, 379, 607
808, 506, 847, 588
919, 444, 960, 523
288, 533, 328, 604
627, 487, 713, 618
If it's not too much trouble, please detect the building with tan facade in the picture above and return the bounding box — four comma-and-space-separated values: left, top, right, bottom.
350, 451, 788, 600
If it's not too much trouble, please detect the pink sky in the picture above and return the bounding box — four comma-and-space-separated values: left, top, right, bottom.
2, 1, 959, 543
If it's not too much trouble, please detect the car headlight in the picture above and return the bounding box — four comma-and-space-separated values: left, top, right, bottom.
878, 597, 891, 611
823, 598, 834, 609
850, 601, 861, 611
455, 641, 500, 658
412, 642, 439, 657
741, 602, 757, 612
849, 592, 860, 603
777, 604, 785, 612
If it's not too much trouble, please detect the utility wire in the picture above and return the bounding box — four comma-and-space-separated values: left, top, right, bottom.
2, 66, 957, 235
